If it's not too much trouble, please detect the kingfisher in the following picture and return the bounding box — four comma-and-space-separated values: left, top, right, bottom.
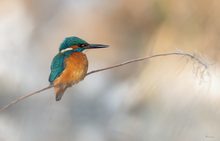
49, 36, 108, 101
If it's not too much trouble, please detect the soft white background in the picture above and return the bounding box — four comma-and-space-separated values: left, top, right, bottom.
0, 0, 220, 141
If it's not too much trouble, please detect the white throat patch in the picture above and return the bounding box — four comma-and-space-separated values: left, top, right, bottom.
60, 47, 73, 53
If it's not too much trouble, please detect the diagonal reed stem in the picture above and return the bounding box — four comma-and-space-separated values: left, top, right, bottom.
86, 52, 207, 76
0, 85, 53, 112
0, 52, 207, 112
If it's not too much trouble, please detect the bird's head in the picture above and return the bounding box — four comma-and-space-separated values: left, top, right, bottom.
59, 36, 109, 53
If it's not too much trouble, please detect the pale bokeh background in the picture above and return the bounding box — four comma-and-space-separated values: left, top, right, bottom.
0, 0, 220, 141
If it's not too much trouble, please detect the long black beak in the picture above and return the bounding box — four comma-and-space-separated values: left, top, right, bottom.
86, 44, 109, 49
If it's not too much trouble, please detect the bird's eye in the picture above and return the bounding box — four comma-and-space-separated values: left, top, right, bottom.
79, 44, 88, 47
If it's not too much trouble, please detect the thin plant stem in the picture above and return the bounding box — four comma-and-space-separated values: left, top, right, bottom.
0, 85, 54, 112
0, 52, 208, 112
86, 52, 207, 76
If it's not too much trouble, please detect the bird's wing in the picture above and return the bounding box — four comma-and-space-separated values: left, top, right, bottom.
49, 53, 66, 83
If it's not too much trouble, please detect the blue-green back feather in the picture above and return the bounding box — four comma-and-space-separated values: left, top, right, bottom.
49, 53, 65, 83
49, 36, 87, 83
49, 50, 76, 83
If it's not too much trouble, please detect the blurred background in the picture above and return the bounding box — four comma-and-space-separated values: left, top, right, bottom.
0, 0, 220, 141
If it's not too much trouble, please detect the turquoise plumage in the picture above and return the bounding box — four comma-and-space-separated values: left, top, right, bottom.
49, 50, 79, 83
49, 36, 109, 101
59, 36, 87, 51
49, 37, 87, 83
49, 53, 65, 83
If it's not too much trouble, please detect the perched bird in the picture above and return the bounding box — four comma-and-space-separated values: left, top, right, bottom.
49, 36, 108, 101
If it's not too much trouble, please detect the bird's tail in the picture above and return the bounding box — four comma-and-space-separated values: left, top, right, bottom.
54, 84, 67, 101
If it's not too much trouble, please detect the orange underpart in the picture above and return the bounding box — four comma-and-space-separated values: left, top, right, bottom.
53, 52, 88, 100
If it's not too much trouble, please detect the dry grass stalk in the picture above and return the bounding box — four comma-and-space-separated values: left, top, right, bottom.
0, 51, 208, 112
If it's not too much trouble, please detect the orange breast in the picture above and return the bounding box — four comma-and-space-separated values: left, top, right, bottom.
54, 52, 88, 86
